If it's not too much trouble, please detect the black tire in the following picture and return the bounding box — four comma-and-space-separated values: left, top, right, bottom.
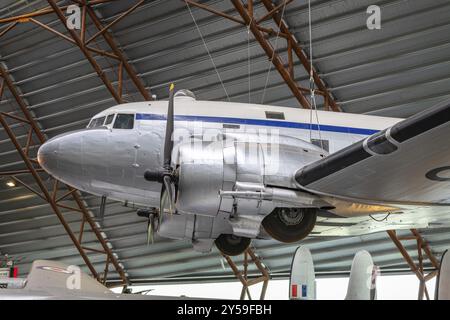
262, 208, 317, 243
215, 234, 251, 256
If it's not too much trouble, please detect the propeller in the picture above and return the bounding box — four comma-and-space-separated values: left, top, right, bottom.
137, 208, 159, 245
144, 83, 177, 241
147, 213, 155, 245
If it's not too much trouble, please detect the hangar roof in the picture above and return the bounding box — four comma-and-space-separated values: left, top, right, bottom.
1, 0, 450, 285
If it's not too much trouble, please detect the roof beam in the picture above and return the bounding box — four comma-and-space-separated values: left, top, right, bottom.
0, 0, 153, 285
387, 229, 440, 300
185, 0, 340, 111
0, 0, 151, 103
260, 0, 340, 111
231, 0, 311, 109
85, 2, 152, 101
0, 64, 129, 287
46, 0, 123, 104
0, 0, 114, 24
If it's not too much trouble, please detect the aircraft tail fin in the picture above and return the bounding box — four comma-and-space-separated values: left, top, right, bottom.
436, 249, 450, 300
25, 260, 110, 295
289, 246, 316, 300
345, 250, 378, 300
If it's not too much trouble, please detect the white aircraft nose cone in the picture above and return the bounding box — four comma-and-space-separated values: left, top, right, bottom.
37, 139, 58, 175
37, 132, 83, 182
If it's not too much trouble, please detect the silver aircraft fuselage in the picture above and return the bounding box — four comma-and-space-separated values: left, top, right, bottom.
36, 95, 450, 249
37, 96, 399, 209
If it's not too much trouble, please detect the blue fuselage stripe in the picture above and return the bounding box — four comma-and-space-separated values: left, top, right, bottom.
135, 113, 379, 136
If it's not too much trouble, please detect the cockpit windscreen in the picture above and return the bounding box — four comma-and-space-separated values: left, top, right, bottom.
87, 116, 106, 128
113, 114, 134, 129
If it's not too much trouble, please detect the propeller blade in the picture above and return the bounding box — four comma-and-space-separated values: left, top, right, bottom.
163, 83, 175, 169
146, 217, 153, 245
97, 195, 106, 222
144, 83, 175, 183
160, 187, 167, 217
163, 175, 175, 215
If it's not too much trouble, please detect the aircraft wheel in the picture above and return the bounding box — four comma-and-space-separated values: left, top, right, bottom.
215, 234, 251, 256
262, 207, 317, 243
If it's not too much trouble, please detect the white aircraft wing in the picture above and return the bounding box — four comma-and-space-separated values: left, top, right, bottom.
295, 100, 450, 205
0, 260, 203, 300
24, 260, 110, 295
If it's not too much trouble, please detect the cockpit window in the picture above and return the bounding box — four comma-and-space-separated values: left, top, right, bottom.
113, 114, 134, 129
88, 116, 106, 128
105, 114, 115, 126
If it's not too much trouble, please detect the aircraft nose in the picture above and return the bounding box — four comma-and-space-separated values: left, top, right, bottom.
37, 139, 58, 174
37, 132, 83, 181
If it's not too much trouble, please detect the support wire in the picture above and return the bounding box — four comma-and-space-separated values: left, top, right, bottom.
307, 0, 324, 149
185, 1, 230, 101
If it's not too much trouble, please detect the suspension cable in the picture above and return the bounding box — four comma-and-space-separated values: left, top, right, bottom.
247, 11, 252, 104
260, 0, 288, 104
185, 1, 230, 101
307, 0, 324, 149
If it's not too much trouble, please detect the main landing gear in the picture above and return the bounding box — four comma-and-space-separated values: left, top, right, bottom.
262, 207, 317, 243
215, 234, 251, 256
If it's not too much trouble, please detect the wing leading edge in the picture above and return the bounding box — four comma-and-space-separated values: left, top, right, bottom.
295, 100, 450, 205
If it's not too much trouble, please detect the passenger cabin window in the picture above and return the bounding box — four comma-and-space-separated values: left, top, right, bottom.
223, 124, 240, 129
265, 111, 285, 120
88, 116, 106, 128
105, 114, 115, 126
113, 114, 134, 129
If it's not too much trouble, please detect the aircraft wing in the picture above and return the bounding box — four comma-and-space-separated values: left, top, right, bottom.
22, 260, 112, 296
0, 260, 204, 300
295, 100, 450, 205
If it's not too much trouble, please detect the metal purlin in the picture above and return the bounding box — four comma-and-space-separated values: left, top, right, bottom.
387, 229, 440, 300
0, 0, 155, 287
0, 64, 129, 286
184, 0, 340, 111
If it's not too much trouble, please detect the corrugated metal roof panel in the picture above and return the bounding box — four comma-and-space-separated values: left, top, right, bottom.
1, 0, 450, 284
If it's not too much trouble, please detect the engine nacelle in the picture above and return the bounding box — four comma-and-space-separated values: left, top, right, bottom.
175, 137, 326, 217
176, 140, 225, 216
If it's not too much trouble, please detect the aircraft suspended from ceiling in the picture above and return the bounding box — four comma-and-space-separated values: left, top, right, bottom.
37, 82, 450, 256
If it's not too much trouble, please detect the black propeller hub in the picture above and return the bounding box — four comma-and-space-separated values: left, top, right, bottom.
144, 168, 170, 183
